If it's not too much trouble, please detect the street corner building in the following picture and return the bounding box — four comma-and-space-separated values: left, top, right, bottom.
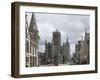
79, 31, 90, 64
25, 13, 40, 67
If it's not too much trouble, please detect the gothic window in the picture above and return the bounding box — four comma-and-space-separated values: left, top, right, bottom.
33, 47, 36, 55
35, 47, 36, 55
30, 56, 33, 67
35, 57, 37, 66
34, 57, 36, 66
30, 44, 33, 54
26, 57, 29, 63
33, 57, 35, 66
33, 47, 34, 55
31, 45, 33, 54
35, 48, 36, 55
25, 27, 27, 38
26, 40, 29, 53
26, 57, 29, 67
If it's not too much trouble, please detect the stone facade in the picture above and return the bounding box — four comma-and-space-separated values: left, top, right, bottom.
80, 32, 89, 64
73, 30, 89, 64
25, 13, 40, 67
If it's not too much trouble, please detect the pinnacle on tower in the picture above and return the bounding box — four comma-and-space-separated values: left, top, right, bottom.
45, 39, 47, 44
66, 37, 69, 43
56, 29, 57, 32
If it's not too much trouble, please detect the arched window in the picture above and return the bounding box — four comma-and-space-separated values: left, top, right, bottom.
26, 40, 29, 53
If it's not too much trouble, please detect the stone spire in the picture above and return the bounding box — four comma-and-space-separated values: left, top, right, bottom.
29, 13, 38, 32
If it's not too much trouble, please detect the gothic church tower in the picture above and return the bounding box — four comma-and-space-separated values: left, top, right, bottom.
52, 30, 61, 65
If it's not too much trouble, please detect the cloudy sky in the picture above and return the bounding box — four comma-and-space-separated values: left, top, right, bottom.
26, 12, 90, 56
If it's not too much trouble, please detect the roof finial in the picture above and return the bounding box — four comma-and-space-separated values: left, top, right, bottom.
56, 29, 57, 32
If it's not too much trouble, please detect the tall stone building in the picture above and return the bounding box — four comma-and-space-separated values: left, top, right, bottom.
44, 30, 71, 66
80, 31, 89, 64
73, 30, 89, 64
53, 30, 61, 65
25, 13, 40, 67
